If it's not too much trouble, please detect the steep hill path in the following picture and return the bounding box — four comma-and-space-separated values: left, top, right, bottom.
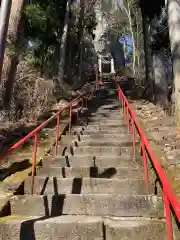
0, 76, 179, 239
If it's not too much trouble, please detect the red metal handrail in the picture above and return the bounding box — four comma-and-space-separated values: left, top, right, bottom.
117, 83, 180, 240
0, 85, 95, 194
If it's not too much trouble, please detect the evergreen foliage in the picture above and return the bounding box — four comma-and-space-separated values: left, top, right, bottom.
23, 0, 67, 74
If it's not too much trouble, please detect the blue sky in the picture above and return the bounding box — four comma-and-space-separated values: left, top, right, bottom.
119, 35, 133, 54
28, 41, 32, 47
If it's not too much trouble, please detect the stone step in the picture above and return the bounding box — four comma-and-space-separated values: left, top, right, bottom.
73, 127, 128, 135
62, 143, 130, 154
24, 177, 146, 195
60, 132, 132, 143
0, 216, 167, 240
10, 194, 163, 218
89, 110, 122, 116
90, 110, 122, 115
89, 109, 121, 114
37, 166, 143, 179
89, 116, 123, 121
104, 218, 167, 240
86, 123, 126, 130
88, 109, 121, 114
75, 140, 134, 147
87, 120, 124, 125
97, 104, 120, 109
61, 134, 133, 145
59, 140, 134, 148
0, 215, 103, 240
67, 146, 135, 156
43, 155, 140, 168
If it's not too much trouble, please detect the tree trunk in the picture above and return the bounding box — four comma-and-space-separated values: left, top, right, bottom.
2, 0, 27, 109
58, 0, 86, 93
0, 0, 12, 80
75, 0, 85, 89
124, 0, 136, 76
152, 49, 168, 107
135, 11, 140, 83
123, 28, 127, 63
141, 9, 153, 99
167, 0, 180, 124
57, 0, 73, 93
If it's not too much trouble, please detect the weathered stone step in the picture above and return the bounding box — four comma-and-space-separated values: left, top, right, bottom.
90, 102, 119, 107
73, 127, 128, 135
75, 140, 134, 147
0, 216, 167, 240
60, 140, 134, 148
87, 120, 124, 125
104, 217, 167, 240
61, 142, 133, 154
73, 125, 127, 134
67, 146, 135, 156
43, 155, 140, 168
24, 177, 146, 195
86, 123, 126, 129
61, 134, 133, 145
90, 110, 122, 115
89, 112, 122, 117
89, 116, 123, 121
37, 166, 143, 179
0, 215, 103, 240
90, 109, 121, 114
60, 138, 135, 148
67, 132, 132, 139
89, 110, 122, 116
10, 194, 163, 218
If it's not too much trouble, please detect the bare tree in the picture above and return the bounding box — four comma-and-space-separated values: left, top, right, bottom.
167, 0, 180, 124
141, 9, 153, 98
123, 0, 136, 75
0, 0, 12, 80
152, 48, 168, 107
57, 0, 72, 93
1, 0, 27, 109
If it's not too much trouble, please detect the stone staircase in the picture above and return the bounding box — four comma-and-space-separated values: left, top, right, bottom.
0, 92, 167, 239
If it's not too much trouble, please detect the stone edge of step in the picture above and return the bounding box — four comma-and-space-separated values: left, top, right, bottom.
24, 177, 147, 194
10, 194, 164, 219
0, 215, 167, 240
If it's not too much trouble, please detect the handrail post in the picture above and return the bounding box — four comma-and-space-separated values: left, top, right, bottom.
118, 86, 122, 110
131, 118, 136, 158
141, 140, 150, 194
118, 86, 124, 114
163, 191, 173, 240
121, 97, 124, 113
31, 133, 38, 195
55, 113, 60, 155
124, 101, 127, 124
127, 108, 130, 133
69, 102, 72, 135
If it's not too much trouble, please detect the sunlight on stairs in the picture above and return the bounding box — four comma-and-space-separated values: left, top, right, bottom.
0, 92, 167, 239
